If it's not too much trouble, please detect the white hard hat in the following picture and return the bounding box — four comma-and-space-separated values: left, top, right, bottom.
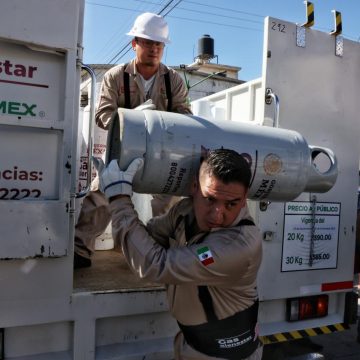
127, 12, 170, 44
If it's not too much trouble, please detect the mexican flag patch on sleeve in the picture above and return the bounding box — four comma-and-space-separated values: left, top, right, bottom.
197, 246, 214, 266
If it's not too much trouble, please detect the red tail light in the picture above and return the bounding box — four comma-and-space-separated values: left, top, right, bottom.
287, 295, 329, 321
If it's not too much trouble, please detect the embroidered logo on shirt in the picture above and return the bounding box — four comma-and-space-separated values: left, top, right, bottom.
197, 246, 214, 266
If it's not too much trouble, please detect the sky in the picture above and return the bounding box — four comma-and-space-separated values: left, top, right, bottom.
83, 0, 360, 81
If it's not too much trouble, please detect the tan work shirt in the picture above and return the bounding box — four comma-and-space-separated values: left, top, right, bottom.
110, 196, 263, 359
95, 59, 192, 130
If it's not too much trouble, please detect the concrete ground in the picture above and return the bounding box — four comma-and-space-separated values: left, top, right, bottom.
262, 324, 360, 360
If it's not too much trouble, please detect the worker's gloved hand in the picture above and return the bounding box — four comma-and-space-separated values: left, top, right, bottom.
134, 99, 156, 111
92, 157, 144, 198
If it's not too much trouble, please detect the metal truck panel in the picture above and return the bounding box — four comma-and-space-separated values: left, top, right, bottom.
0, 0, 82, 50
191, 16, 360, 338
0, 40, 65, 126
192, 78, 264, 125
0, 6, 82, 259
258, 16, 359, 298
0, 1, 84, 357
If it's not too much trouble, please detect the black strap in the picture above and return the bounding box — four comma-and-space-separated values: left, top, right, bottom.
123, 64, 131, 109
178, 300, 259, 360
164, 71, 172, 111
124, 65, 172, 111
198, 286, 217, 322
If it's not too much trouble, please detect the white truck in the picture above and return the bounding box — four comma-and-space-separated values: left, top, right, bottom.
0, 0, 358, 359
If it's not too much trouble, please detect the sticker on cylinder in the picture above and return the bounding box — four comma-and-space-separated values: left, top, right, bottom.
263, 153, 282, 175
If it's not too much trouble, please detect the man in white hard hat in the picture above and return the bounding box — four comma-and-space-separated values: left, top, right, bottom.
74, 12, 192, 268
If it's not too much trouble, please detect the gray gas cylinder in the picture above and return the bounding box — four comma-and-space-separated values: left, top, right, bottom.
106, 109, 337, 201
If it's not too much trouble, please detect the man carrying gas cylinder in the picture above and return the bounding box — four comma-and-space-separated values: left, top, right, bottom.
93, 148, 263, 359
74, 12, 192, 268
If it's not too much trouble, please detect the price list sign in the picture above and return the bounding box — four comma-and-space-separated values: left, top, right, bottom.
282, 201, 340, 271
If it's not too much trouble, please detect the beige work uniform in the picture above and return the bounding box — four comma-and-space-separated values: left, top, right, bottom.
109, 196, 263, 360
75, 60, 192, 258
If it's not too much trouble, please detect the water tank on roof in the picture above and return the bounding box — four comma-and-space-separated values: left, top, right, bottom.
197, 34, 214, 61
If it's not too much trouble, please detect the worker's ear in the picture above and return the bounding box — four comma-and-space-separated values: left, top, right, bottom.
239, 189, 249, 209
131, 38, 137, 50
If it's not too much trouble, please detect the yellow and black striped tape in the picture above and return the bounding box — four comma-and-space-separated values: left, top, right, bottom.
330, 10, 342, 35
302, 1, 314, 28
260, 323, 350, 345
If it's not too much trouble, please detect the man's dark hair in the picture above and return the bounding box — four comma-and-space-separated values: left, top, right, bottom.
201, 149, 252, 189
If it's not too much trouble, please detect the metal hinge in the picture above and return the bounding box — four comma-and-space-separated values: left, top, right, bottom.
296, 1, 315, 48
77, 44, 84, 63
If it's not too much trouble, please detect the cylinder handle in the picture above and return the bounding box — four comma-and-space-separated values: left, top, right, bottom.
304, 145, 338, 193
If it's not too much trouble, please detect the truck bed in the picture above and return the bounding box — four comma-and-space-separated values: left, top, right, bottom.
73, 249, 164, 293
